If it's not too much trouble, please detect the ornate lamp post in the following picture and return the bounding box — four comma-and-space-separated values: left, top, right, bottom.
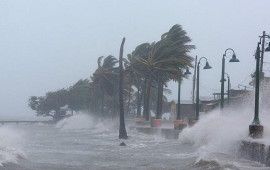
195, 57, 212, 121
249, 32, 270, 139
220, 48, 240, 109
174, 68, 191, 130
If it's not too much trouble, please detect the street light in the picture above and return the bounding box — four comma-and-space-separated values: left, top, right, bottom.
195, 57, 212, 120
249, 32, 270, 139
220, 48, 240, 109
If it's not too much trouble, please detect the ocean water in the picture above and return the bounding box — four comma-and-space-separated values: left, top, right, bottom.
0, 112, 269, 170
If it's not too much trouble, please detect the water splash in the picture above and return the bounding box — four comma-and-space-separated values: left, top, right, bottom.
55, 113, 117, 132
0, 126, 26, 166
55, 114, 96, 130
180, 107, 250, 155
180, 102, 270, 168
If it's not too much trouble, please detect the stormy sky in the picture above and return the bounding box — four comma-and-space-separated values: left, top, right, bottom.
0, 0, 269, 119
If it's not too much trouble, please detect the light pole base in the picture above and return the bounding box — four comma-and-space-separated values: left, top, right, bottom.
174, 119, 187, 130
188, 118, 198, 126
249, 124, 264, 139
151, 118, 162, 127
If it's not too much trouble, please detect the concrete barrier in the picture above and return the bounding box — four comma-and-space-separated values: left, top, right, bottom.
239, 140, 270, 166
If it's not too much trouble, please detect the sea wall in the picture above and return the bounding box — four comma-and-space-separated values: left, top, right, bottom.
239, 140, 270, 166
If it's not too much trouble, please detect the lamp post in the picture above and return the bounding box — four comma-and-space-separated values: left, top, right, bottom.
220, 48, 239, 109
174, 68, 191, 129
249, 32, 270, 139
225, 73, 230, 106
195, 57, 212, 120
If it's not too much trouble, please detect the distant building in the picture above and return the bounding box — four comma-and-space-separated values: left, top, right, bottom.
170, 100, 195, 120
228, 89, 252, 107
169, 97, 219, 120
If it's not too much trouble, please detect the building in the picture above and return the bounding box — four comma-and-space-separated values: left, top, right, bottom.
169, 97, 218, 120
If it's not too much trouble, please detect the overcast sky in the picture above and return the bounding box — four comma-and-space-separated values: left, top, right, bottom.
0, 0, 269, 119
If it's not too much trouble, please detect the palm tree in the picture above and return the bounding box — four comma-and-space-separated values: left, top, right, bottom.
124, 48, 147, 118
135, 24, 195, 120
91, 55, 118, 117
119, 38, 128, 139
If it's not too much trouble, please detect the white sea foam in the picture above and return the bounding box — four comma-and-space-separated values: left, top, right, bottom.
0, 126, 26, 166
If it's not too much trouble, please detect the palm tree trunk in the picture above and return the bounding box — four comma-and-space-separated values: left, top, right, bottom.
136, 87, 141, 118
142, 79, 147, 119
145, 78, 152, 121
127, 82, 132, 116
93, 86, 97, 113
159, 81, 164, 117
156, 77, 162, 119
119, 38, 128, 139
101, 89, 104, 118
112, 84, 117, 118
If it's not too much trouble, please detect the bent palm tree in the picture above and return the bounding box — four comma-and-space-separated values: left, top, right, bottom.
136, 24, 195, 120
91, 55, 118, 117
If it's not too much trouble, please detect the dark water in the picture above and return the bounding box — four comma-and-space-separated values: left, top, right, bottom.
0, 115, 269, 170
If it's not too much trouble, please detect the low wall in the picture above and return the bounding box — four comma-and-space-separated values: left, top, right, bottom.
135, 127, 180, 140
239, 140, 270, 166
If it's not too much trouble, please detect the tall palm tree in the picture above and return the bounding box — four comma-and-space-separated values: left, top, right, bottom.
124, 43, 153, 120
119, 38, 128, 139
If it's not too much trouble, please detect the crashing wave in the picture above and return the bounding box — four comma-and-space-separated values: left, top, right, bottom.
0, 126, 26, 166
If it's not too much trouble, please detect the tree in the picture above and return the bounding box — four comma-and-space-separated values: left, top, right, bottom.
91, 55, 118, 117
28, 89, 69, 121
135, 24, 195, 120
68, 79, 92, 113
119, 38, 128, 139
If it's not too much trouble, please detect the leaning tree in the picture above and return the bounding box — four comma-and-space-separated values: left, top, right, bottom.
135, 24, 195, 120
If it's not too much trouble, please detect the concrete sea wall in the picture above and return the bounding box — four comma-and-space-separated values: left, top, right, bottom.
239, 140, 270, 166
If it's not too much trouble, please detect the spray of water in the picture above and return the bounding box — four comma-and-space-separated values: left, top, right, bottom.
180, 95, 270, 166
0, 126, 26, 166
55, 113, 117, 132
55, 114, 96, 130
